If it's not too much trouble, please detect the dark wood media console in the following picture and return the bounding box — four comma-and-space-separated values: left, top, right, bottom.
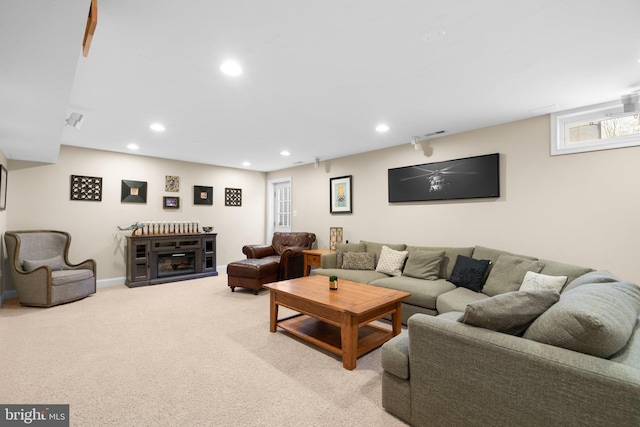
125, 233, 217, 287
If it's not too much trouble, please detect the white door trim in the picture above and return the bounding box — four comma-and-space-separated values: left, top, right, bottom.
266, 176, 291, 242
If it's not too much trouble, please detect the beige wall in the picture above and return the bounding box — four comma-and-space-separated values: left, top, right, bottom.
6, 146, 267, 285
3, 114, 640, 292
270, 115, 640, 284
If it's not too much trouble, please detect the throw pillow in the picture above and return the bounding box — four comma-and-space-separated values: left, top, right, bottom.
335, 242, 366, 268
341, 251, 376, 270
482, 254, 545, 297
23, 255, 66, 272
458, 290, 560, 335
360, 241, 407, 267
523, 281, 640, 358
448, 255, 491, 292
402, 250, 445, 280
375, 245, 408, 277
520, 271, 567, 292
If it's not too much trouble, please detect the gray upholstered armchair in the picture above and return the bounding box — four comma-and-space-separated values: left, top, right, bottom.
4, 230, 96, 307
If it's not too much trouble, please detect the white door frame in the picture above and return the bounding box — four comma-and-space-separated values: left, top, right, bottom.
266, 177, 291, 242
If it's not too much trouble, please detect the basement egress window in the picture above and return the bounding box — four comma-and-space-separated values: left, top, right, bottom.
551, 100, 640, 155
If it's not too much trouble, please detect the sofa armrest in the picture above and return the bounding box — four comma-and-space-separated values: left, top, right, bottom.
405, 314, 640, 426
67, 259, 97, 275
278, 246, 307, 279
242, 245, 275, 259
280, 245, 306, 258
11, 266, 52, 306
320, 252, 337, 269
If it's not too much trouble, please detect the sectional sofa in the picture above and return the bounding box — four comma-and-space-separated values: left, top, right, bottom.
311, 241, 640, 426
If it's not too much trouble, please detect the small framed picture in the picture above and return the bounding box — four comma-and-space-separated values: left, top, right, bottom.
194, 185, 213, 205
163, 196, 180, 209
165, 175, 180, 192
330, 175, 352, 214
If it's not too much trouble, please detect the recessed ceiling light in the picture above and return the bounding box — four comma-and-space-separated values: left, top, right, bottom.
127, 143, 139, 150
242, 161, 251, 167
280, 150, 290, 156
150, 123, 165, 132
376, 124, 390, 132
220, 60, 243, 76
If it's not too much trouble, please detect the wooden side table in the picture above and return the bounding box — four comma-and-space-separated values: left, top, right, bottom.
302, 249, 334, 276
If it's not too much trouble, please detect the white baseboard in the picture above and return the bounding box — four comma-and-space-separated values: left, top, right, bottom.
97, 277, 126, 288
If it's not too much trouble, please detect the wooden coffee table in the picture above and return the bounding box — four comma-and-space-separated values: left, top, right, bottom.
264, 275, 410, 370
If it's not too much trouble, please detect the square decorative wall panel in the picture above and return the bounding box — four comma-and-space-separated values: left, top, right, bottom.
71, 175, 103, 201
121, 180, 148, 203
225, 188, 242, 206
194, 185, 213, 205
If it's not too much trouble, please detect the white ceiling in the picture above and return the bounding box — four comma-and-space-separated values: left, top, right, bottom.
2, 1, 640, 172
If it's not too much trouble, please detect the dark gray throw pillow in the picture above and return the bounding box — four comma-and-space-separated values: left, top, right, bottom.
459, 290, 560, 336
448, 255, 491, 292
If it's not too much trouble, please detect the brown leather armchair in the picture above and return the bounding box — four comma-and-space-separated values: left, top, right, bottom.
242, 232, 316, 280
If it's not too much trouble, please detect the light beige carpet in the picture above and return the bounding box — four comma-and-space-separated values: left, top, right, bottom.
0, 274, 408, 426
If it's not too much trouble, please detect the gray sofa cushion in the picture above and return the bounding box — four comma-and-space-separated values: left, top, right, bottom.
370, 277, 455, 310
51, 269, 94, 286
407, 246, 474, 279
436, 287, 490, 313
361, 241, 407, 267
524, 282, 640, 358
609, 317, 640, 367
538, 259, 593, 289
472, 245, 537, 263
402, 250, 444, 280
459, 290, 560, 335
482, 254, 545, 297
563, 270, 619, 293
335, 242, 366, 268
381, 333, 409, 379
341, 252, 375, 270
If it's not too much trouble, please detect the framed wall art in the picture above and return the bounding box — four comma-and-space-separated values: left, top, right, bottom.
388, 153, 500, 203
330, 175, 352, 214
194, 185, 213, 205
163, 196, 180, 209
121, 180, 148, 203
70, 175, 102, 201
225, 188, 242, 206
165, 175, 180, 192
0, 165, 7, 211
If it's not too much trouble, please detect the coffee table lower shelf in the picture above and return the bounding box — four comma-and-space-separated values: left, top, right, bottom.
277, 314, 393, 359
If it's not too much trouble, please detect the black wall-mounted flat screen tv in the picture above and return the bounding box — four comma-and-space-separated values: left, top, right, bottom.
388, 153, 500, 203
